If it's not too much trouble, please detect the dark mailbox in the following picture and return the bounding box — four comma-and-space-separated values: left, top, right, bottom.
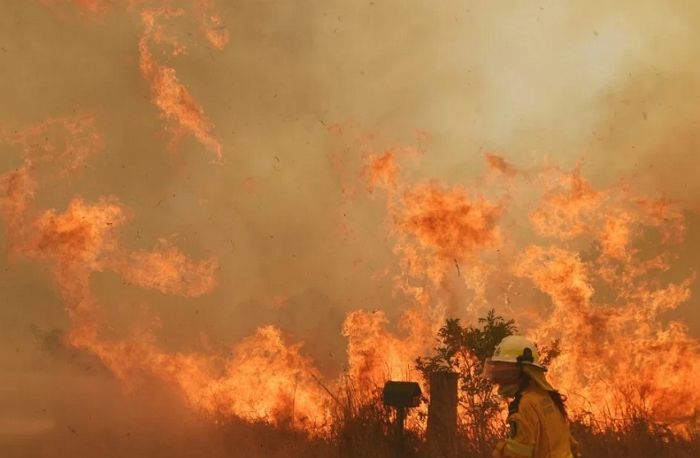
382, 381, 422, 408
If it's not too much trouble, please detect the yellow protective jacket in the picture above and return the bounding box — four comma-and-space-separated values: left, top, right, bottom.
492, 384, 577, 458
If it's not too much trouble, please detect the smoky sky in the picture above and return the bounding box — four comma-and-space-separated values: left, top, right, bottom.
1, 1, 699, 456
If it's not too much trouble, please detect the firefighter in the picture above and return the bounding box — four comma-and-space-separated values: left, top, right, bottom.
483, 336, 580, 458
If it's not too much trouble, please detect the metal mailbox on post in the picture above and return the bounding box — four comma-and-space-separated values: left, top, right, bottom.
382, 381, 422, 457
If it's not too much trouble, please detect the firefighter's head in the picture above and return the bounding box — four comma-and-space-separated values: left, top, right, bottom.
483, 335, 551, 397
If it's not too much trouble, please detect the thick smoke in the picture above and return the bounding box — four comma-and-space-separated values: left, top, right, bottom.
1, 0, 699, 456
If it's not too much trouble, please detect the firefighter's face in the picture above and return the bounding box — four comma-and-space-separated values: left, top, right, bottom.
482, 360, 523, 386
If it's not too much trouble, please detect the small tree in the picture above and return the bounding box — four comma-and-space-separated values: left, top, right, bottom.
416, 310, 516, 456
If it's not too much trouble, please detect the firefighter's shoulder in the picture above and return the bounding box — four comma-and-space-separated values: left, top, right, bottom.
508, 388, 544, 415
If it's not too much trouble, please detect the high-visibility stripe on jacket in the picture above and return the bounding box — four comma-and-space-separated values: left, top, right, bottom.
493, 384, 575, 458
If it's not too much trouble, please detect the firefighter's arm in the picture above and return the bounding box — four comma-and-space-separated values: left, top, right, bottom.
501, 400, 539, 458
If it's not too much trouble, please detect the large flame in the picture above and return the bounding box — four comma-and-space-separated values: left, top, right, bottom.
361, 146, 699, 433
3, 112, 699, 439
0, 114, 330, 431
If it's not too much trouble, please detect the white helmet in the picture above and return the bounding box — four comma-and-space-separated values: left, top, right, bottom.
490, 335, 544, 369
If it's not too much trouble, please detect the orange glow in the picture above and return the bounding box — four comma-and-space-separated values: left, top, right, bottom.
6, 3, 700, 443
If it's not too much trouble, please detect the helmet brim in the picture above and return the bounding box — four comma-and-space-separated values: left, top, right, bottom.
490, 355, 546, 370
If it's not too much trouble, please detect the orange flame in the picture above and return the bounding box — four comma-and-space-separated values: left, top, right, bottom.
357, 144, 700, 434
336, 148, 508, 400
116, 239, 218, 297
516, 168, 699, 427
343, 310, 424, 394
71, 325, 330, 428
530, 164, 603, 240
38, 0, 228, 158
1, 114, 331, 432
138, 6, 223, 159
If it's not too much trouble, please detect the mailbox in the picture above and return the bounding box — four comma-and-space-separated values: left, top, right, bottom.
382, 381, 422, 408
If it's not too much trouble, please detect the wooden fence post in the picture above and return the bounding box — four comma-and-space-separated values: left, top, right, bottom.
427, 372, 458, 458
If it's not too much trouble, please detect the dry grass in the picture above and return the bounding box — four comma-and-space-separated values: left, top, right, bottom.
212, 390, 700, 458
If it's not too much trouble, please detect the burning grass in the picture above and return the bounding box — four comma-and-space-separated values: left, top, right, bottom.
210, 376, 700, 458
212, 313, 700, 457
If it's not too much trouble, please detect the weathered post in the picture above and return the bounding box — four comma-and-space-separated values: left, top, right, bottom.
427, 372, 458, 458
382, 381, 422, 458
